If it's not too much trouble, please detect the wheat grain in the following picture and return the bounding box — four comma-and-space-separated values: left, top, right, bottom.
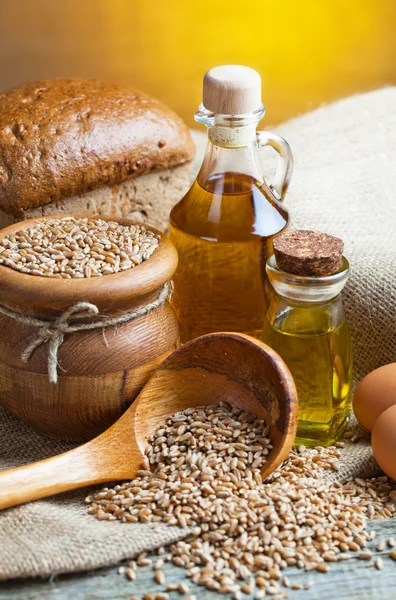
0, 217, 159, 277
91, 402, 396, 597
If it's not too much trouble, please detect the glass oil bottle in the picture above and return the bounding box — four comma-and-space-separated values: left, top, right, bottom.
261, 235, 353, 447
169, 65, 293, 343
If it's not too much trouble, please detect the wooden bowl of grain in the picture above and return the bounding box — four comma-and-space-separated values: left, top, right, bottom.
133, 332, 299, 480
0, 214, 179, 441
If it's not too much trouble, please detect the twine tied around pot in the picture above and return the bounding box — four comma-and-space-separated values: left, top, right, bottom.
0, 281, 173, 384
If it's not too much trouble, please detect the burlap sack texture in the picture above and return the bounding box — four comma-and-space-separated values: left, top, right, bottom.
0, 88, 394, 580
274, 87, 396, 382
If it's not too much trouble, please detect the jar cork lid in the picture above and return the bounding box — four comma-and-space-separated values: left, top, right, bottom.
273, 230, 344, 277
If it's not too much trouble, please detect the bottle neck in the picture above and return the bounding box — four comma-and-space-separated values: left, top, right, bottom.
208, 124, 257, 147
197, 138, 264, 189
195, 104, 267, 189
195, 103, 264, 148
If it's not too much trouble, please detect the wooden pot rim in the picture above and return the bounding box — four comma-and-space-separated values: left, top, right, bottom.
0, 214, 178, 317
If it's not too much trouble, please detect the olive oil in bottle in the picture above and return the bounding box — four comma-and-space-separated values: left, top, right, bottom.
261, 231, 353, 447
262, 303, 353, 446
170, 172, 288, 341
169, 65, 293, 343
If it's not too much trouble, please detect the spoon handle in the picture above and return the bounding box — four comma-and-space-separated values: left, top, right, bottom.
0, 433, 141, 510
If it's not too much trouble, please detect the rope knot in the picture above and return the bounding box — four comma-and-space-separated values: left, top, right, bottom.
20, 302, 101, 384
13, 282, 172, 385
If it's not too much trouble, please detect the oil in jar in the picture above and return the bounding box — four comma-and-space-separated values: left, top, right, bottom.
261, 305, 353, 446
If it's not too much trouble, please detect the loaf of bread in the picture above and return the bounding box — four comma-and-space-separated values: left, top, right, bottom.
0, 79, 195, 231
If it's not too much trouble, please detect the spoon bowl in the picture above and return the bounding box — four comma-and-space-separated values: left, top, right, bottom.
0, 333, 298, 510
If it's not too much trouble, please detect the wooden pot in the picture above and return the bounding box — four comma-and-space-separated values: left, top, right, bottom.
0, 214, 179, 441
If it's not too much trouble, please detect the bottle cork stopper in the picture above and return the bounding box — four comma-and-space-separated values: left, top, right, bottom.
273, 230, 344, 277
203, 65, 262, 115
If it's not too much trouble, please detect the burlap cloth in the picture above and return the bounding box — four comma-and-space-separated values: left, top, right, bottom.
0, 88, 395, 580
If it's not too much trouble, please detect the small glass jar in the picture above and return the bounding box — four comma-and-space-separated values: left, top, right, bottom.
261, 254, 353, 447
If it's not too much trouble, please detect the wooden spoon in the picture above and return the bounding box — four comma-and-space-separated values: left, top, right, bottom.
0, 333, 298, 510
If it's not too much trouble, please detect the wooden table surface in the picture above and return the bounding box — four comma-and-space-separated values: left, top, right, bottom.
0, 518, 395, 600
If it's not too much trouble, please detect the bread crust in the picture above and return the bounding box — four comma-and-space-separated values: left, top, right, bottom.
0, 79, 195, 214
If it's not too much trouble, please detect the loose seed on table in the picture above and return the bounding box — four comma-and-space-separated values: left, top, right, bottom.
256, 576, 268, 588
267, 585, 281, 594
304, 581, 313, 590
154, 570, 165, 585
241, 581, 254, 593
316, 563, 328, 573
375, 558, 383, 570
138, 558, 152, 567
376, 540, 386, 552
86, 402, 396, 598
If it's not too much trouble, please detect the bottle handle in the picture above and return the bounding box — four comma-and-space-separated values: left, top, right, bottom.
257, 131, 294, 200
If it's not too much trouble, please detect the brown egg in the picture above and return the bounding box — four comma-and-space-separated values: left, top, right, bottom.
372, 404, 396, 480
353, 363, 396, 431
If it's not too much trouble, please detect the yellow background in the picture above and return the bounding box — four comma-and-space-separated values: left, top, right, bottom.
0, 0, 395, 127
